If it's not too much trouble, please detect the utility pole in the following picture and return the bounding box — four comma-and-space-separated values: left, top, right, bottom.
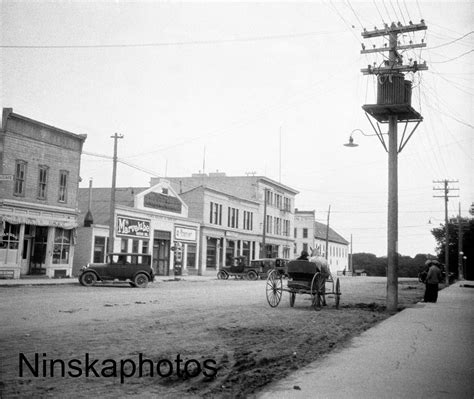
261, 189, 268, 258
458, 203, 464, 280
433, 179, 459, 284
360, 21, 427, 312
108, 133, 124, 254
325, 205, 331, 261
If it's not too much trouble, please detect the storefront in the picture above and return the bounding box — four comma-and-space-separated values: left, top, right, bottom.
73, 180, 200, 276
0, 203, 78, 279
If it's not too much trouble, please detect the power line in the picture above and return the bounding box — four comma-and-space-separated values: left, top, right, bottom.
429, 30, 474, 50
430, 49, 474, 64
0, 29, 344, 49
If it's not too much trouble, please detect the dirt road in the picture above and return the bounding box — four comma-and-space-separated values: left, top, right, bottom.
0, 277, 424, 398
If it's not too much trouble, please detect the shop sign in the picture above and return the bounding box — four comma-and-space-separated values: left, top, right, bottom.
175, 226, 197, 242
116, 216, 150, 238
0, 175, 13, 181
144, 191, 182, 214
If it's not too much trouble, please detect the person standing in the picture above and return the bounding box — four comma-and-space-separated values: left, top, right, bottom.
424, 260, 443, 303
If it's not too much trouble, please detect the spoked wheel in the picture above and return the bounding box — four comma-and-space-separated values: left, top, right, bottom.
217, 271, 228, 280
266, 269, 283, 307
311, 272, 322, 311
247, 270, 258, 281
289, 292, 296, 307
335, 278, 341, 309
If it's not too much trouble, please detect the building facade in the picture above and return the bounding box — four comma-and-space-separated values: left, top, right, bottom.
294, 210, 349, 274
179, 185, 260, 272
73, 179, 200, 276
0, 108, 86, 279
152, 173, 298, 267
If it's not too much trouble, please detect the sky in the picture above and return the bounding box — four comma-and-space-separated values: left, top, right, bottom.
1, 0, 473, 257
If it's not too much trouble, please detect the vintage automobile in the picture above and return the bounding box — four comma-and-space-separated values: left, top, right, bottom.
217, 256, 289, 280
79, 253, 154, 288
249, 258, 289, 279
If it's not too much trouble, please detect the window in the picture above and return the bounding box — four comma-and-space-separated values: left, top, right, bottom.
142, 240, 149, 254
186, 244, 196, 268
303, 243, 308, 252
93, 236, 107, 263
52, 229, 71, 264
265, 190, 273, 206
283, 220, 290, 237
303, 228, 308, 239
58, 170, 69, 202
274, 217, 281, 235
228, 207, 239, 228
121, 238, 128, 253
284, 197, 291, 212
14, 160, 27, 196
266, 215, 272, 234
38, 166, 49, 200
210, 202, 222, 225
275, 194, 282, 209
0, 222, 20, 249
243, 211, 253, 230
294, 228, 297, 238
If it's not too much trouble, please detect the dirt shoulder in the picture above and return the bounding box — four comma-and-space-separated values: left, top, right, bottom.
0, 277, 425, 398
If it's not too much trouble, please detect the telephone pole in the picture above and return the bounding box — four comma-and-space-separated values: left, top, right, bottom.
433, 179, 459, 284
108, 133, 124, 254
360, 21, 428, 312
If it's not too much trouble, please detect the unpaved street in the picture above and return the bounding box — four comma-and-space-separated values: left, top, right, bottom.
0, 277, 424, 398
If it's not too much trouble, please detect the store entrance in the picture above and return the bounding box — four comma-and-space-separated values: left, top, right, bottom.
153, 230, 171, 276
30, 226, 48, 275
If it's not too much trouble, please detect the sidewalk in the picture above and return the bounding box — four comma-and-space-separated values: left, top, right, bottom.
0, 272, 217, 286
258, 281, 474, 399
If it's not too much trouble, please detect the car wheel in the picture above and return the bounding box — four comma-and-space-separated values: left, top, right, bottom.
80, 271, 97, 287
133, 273, 149, 288
247, 270, 258, 281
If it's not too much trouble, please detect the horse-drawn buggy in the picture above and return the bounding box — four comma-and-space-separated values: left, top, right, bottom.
217, 256, 289, 280
265, 256, 341, 310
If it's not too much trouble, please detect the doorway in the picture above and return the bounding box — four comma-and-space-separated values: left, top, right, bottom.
30, 226, 48, 275
153, 230, 171, 276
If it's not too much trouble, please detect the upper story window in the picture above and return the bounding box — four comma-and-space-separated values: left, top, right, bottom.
37, 165, 49, 200
227, 207, 239, 228
14, 160, 27, 197
209, 201, 222, 225
58, 170, 69, 203
243, 211, 253, 231
284, 197, 291, 212
294, 227, 297, 238
303, 228, 308, 239
275, 194, 282, 209
265, 190, 273, 206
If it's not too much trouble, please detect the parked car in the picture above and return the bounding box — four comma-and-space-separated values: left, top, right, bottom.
250, 258, 289, 278
79, 253, 154, 288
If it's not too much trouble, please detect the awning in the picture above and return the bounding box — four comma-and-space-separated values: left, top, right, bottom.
0, 214, 78, 229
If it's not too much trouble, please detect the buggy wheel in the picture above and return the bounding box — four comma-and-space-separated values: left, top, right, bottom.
247, 270, 258, 281
335, 278, 341, 309
289, 292, 296, 307
217, 271, 228, 280
266, 270, 283, 307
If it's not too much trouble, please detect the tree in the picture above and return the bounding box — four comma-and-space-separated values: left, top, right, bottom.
431, 218, 474, 280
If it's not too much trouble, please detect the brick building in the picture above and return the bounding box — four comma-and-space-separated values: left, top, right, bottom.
0, 108, 86, 278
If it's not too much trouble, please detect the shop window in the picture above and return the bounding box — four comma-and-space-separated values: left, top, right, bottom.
38, 165, 49, 200
93, 236, 107, 263
14, 160, 27, 196
58, 170, 69, 203
0, 222, 20, 250
186, 244, 196, 268
53, 229, 71, 264
142, 240, 149, 254
121, 238, 128, 253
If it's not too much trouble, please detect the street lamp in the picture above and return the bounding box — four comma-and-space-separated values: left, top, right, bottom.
343, 128, 385, 147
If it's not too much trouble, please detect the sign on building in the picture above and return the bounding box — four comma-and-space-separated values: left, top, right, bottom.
144, 191, 182, 213
175, 226, 197, 242
116, 216, 150, 238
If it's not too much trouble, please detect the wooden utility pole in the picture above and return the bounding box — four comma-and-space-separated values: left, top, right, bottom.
433, 179, 459, 284
360, 21, 427, 312
108, 133, 124, 254
325, 205, 331, 261
458, 203, 464, 280
260, 189, 268, 258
